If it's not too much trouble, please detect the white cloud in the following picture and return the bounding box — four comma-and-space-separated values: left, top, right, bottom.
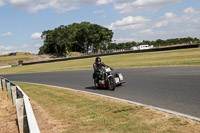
114, 37, 141, 43
93, 10, 104, 14
1, 0, 182, 14
137, 28, 200, 40
0, 32, 13, 37
114, 0, 182, 14
0, 45, 17, 50
164, 12, 176, 18
154, 20, 168, 28
29, 50, 39, 54
140, 29, 154, 35
156, 29, 199, 39
0, 0, 5, 7
31, 32, 42, 39
132, 28, 200, 41
21, 44, 29, 48
2, 0, 182, 14
102, 15, 106, 18
51, 5, 80, 14
3, 0, 47, 13
96, 0, 113, 5
160, 8, 200, 26
181, 7, 200, 24
189, 18, 200, 23
155, 12, 181, 28
34, 44, 41, 47
2, 0, 97, 13
156, 12, 185, 29
108, 16, 151, 30
184, 7, 196, 14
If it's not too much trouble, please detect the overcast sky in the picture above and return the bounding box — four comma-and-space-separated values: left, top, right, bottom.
0, 0, 200, 54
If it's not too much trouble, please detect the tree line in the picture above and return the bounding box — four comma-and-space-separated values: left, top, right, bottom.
39, 22, 113, 56
39, 22, 199, 56
109, 37, 200, 50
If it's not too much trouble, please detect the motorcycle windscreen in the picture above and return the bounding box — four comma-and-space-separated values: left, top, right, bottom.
116, 72, 124, 81
105, 68, 111, 72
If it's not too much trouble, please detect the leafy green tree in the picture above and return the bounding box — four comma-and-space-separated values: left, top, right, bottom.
39, 22, 113, 56
107, 43, 117, 50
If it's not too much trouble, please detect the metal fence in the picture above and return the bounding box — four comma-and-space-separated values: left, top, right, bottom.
0, 77, 40, 133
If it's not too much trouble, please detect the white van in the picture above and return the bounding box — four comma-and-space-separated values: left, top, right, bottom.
138, 45, 153, 50
131, 45, 153, 50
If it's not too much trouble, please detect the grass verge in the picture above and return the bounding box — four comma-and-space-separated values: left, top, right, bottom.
16, 82, 200, 133
1, 48, 200, 75
0, 52, 39, 66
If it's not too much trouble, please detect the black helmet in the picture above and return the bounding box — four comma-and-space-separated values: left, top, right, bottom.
95, 57, 101, 63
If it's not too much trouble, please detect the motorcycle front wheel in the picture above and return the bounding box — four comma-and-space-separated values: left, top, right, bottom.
108, 76, 116, 91
94, 80, 99, 89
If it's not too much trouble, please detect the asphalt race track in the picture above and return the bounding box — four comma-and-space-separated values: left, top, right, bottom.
3, 66, 200, 119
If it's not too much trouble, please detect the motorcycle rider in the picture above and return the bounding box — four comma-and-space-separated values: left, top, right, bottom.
93, 57, 109, 82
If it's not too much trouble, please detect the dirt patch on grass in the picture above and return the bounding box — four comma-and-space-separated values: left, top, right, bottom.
0, 91, 18, 133
30, 100, 67, 133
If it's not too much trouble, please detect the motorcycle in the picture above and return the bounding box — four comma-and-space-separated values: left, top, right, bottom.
94, 66, 125, 91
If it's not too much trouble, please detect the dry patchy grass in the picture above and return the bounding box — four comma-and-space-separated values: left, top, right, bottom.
0, 52, 39, 66
16, 82, 200, 133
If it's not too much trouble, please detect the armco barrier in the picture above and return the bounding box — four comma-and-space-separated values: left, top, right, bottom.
0, 77, 40, 133
0, 64, 18, 69
22, 44, 200, 66
0, 65, 12, 69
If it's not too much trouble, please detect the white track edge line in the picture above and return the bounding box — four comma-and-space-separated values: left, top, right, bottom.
16, 81, 200, 122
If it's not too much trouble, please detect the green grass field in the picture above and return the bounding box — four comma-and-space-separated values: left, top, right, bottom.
1, 48, 200, 75
16, 82, 200, 133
